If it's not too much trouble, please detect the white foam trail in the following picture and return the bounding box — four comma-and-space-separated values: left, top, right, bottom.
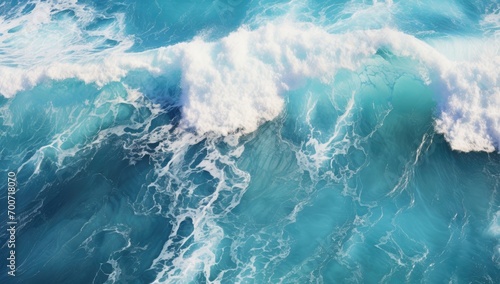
140, 129, 251, 283
480, 4, 500, 37
1, 10, 499, 151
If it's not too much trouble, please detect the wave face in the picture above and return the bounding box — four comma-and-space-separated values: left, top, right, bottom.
0, 0, 499, 283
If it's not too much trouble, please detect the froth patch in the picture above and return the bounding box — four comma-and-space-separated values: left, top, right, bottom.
0, 0, 132, 68
428, 35, 500, 152
435, 59, 500, 153
177, 37, 284, 136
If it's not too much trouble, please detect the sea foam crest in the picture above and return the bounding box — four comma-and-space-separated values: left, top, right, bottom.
0, 17, 499, 152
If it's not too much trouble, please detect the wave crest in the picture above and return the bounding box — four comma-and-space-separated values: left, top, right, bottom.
1, 18, 498, 152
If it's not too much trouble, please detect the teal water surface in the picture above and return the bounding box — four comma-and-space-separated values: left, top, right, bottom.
0, 0, 499, 283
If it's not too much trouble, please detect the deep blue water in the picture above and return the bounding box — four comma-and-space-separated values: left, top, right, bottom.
0, 0, 499, 283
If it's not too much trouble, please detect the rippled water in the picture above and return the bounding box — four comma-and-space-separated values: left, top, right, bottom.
0, 0, 499, 283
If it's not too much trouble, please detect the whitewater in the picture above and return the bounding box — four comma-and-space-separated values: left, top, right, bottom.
0, 0, 499, 283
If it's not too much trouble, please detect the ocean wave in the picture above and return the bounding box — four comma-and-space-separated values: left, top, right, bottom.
0, 4, 498, 153
2, 1, 500, 283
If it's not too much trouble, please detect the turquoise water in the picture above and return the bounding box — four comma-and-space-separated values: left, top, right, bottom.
0, 0, 499, 283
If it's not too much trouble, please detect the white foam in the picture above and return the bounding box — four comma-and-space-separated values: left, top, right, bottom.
489, 211, 500, 237
480, 5, 500, 37
0, 0, 133, 68
1, 9, 499, 151
175, 36, 284, 136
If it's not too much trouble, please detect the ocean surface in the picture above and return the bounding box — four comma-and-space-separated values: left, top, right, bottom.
0, 0, 499, 283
